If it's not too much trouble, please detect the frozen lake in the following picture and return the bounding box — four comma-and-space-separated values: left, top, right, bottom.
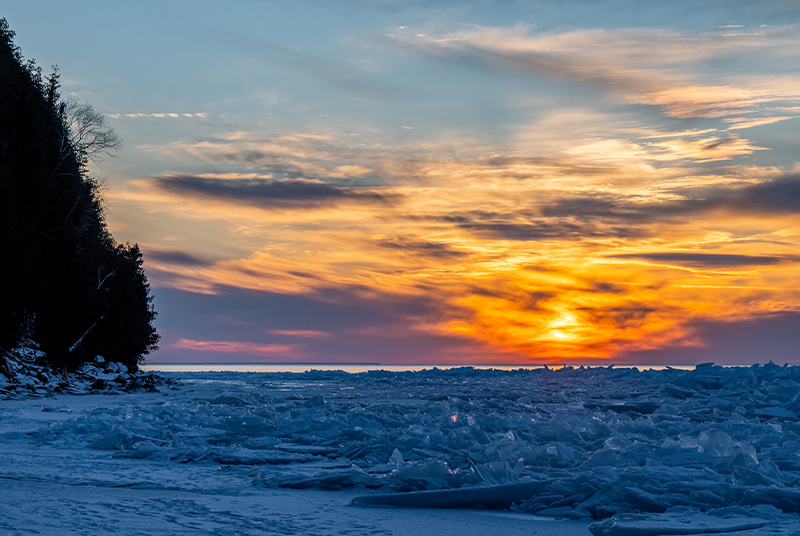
3, 363, 800, 535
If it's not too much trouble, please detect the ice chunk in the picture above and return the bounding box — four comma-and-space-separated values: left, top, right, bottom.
11, 361, 800, 526
394, 459, 457, 490
755, 406, 796, 419
351, 480, 553, 509
241, 437, 281, 450
114, 440, 159, 459
390, 448, 405, 467
742, 486, 800, 513
589, 513, 768, 536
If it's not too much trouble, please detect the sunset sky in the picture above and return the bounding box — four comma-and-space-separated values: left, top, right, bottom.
5, 0, 800, 365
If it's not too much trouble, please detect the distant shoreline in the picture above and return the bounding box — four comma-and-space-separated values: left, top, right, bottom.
141, 362, 712, 373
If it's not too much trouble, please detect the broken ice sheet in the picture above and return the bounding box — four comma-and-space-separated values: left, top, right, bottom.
6, 361, 800, 532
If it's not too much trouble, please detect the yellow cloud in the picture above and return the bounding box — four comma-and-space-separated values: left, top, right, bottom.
106, 22, 800, 363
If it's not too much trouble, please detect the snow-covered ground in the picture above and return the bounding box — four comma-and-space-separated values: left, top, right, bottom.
3, 362, 800, 535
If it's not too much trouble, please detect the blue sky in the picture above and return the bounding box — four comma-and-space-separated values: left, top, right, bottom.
4, 0, 800, 364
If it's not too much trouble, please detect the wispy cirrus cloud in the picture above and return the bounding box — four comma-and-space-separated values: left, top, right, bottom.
385, 24, 800, 120
108, 112, 210, 119
724, 116, 796, 129
138, 130, 404, 187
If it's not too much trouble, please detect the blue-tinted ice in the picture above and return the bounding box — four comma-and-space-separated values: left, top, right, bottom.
4, 356, 800, 535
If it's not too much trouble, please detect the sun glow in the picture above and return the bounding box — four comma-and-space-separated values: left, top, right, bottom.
105, 16, 800, 365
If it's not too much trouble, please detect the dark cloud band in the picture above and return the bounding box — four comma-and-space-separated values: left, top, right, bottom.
145, 248, 211, 267
375, 237, 467, 258
611, 252, 788, 267
152, 174, 395, 208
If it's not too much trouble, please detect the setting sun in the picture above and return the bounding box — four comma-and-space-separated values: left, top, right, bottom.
5, 1, 798, 366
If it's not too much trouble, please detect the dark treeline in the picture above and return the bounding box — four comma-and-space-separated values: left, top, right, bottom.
0, 19, 158, 371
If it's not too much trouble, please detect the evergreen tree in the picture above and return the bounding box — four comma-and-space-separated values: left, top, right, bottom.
0, 19, 158, 371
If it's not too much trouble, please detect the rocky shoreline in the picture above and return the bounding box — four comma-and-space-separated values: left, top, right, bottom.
0, 341, 172, 399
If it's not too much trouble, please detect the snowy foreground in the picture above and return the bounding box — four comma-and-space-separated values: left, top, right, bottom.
4, 362, 800, 535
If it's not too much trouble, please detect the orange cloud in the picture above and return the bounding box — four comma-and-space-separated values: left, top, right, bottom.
266, 330, 331, 338
724, 116, 797, 130
105, 23, 800, 364
172, 338, 301, 356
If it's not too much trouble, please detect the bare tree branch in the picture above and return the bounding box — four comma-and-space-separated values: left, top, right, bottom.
68, 313, 106, 353
97, 268, 116, 290
61, 98, 121, 165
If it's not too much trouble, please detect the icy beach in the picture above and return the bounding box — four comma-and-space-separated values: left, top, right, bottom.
3, 363, 800, 535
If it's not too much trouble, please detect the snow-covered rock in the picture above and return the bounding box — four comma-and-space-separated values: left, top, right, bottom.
0, 343, 172, 399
